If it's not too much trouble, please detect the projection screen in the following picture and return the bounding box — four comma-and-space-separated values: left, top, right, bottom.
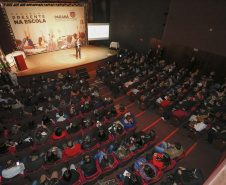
4, 3, 87, 55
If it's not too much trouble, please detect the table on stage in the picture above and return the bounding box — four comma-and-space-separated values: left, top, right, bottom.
110, 42, 120, 49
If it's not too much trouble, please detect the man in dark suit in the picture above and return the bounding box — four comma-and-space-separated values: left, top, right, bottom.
75, 38, 81, 59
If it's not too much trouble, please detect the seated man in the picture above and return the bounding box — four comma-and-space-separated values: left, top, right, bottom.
155, 142, 183, 158
15, 134, 34, 150
118, 169, 142, 185
33, 124, 52, 144
60, 164, 80, 185
45, 146, 62, 164
121, 112, 136, 130
135, 130, 156, 144
1, 160, 25, 178
24, 150, 45, 171
80, 155, 97, 177
100, 154, 115, 169
105, 107, 118, 120
62, 140, 81, 157
81, 135, 97, 150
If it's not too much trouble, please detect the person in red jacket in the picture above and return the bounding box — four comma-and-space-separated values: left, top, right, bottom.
52, 127, 67, 140
152, 152, 171, 170
62, 140, 81, 157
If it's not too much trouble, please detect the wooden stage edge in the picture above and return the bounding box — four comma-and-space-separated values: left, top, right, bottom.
17, 45, 118, 79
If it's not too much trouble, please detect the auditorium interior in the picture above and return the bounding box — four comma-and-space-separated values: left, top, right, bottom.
0, 0, 225, 185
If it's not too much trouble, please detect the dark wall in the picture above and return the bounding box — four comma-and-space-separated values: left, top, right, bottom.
110, 0, 171, 52
163, 0, 226, 57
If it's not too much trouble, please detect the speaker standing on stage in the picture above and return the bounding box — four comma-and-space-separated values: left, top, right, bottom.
75, 38, 81, 59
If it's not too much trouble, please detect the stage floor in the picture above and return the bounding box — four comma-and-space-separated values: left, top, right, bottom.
17, 46, 117, 76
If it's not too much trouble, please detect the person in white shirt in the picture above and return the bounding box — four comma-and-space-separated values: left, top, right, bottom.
1, 160, 25, 179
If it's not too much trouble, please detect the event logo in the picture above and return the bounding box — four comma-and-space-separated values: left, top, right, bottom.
70, 12, 76, 18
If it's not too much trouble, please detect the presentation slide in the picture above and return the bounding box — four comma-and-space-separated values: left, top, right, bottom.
4, 4, 86, 55
88, 23, 109, 40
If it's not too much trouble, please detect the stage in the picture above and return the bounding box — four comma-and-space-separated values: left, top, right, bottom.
17, 46, 117, 77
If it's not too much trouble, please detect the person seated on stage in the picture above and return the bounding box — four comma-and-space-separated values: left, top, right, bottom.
169, 167, 204, 185
94, 125, 109, 143
45, 146, 62, 164
65, 70, 73, 82
1, 160, 25, 179
56, 111, 68, 122
105, 106, 118, 120
121, 112, 136, 130
60, 164, 80, 185
80, 155, 98, 177
24, 150, 45, 171
109, 120, 125, 137
33, 124, 52, 144
62, 140, 81, 157
116, 104, 128, 115
82, 118, 94, 129
155, 142, 183, 159
52, 126, 67, 140
66, 122, 81, 134
152, 152, 171, 170
80, 135, 97, 151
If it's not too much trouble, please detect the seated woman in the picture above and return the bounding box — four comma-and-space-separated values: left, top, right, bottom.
60, 164, 80, 185
121, 112, 136, 130
139, 163, 157, 181
52, 127, 67, 140
152, 152, 171, 170
66, 122, 81, 134
110, 142, 131, 160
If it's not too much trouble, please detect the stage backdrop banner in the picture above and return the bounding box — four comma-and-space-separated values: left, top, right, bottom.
4, 5, 86, 55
